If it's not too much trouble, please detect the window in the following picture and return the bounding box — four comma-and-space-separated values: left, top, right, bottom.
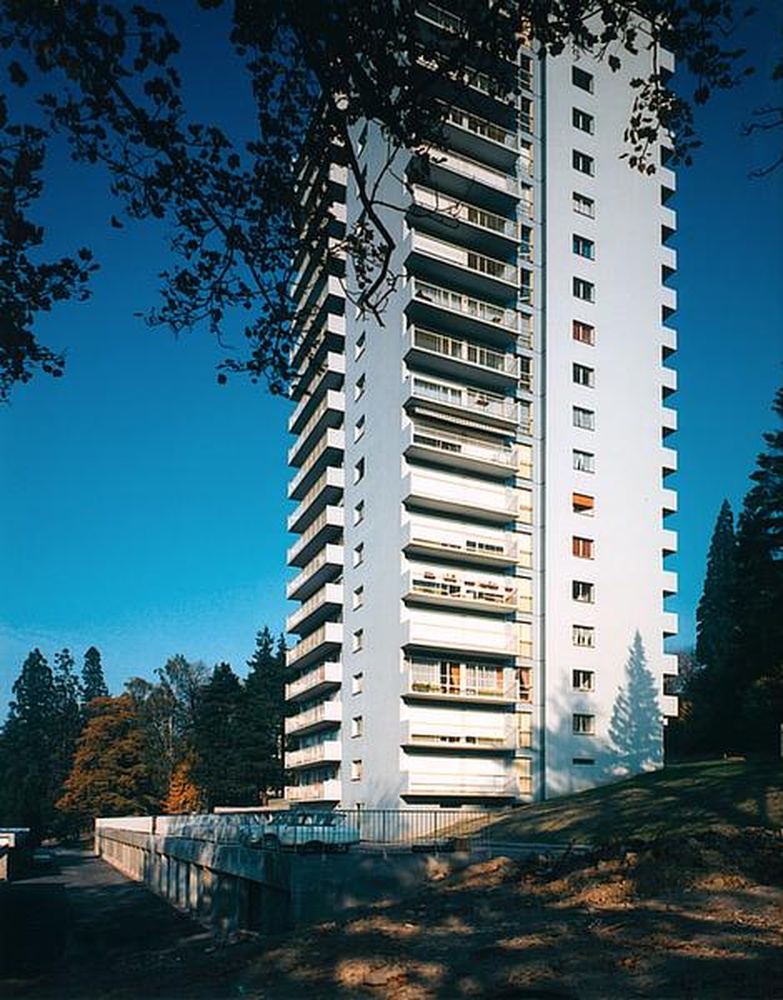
353, 542, 364, 567
518, 666, 532, 701
573, 713, 595, 735
352, 628, 364, 653
573, 624, 595, 648
572, 492, 594, 515
572, 66, 594, 93
351, 671, 364, 695
354, 373, 366, 401
351, 715, 364, 738
355, 330, 366, 359
573, 407, 595, 430
573, 235, 595, 259
353, 457, 365, 484
518, 712, 532, 748
573, 277, 595, 302
573, 449, 595, 472
573, 319, 595, 344
573, 536, 594, 559
573, 363, 595, 387
573, 668, 595, 691
573, 192, 595, 217
572, 150, 594, 175
354, 414, 365, 442
572, 107, 594, 133
352, 585, 364, 610
572, 580, 595, 603
353, 500, 365, 526
350, 759, 363, 781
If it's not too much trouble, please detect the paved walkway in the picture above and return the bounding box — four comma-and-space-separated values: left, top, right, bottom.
0, 848, 217, 999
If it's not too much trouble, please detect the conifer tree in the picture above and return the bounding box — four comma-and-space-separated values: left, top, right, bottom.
243, 627, 286, 802
81, 645, 109, 706
192, 663, 253, 809
51, 648, 83, 805
609, 632, 662, 772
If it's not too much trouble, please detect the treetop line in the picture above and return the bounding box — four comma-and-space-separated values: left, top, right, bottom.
1, 0, 775, 400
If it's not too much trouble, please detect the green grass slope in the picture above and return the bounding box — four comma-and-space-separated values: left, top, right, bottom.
487, 759, 783, 846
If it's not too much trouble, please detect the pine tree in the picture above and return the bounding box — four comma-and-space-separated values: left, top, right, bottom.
51, 649, 84, 813
0, 649, 58, 835
243, 627, 286, 802
695, 500, 738, 674
81, 646, 109, 705
609, 632, 662, 772
192, 663, 254, 809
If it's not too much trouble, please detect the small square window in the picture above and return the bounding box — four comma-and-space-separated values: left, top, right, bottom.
573, 192, 595, 218
572, 581, 595, 604
572, 492, 594, 515
351, 715, 364, 738
572, 150, 594, 176
353, 500, 365, 526
352, 585, 364, 610
572, 66, 594, 93
572, 668, 595, 691
573, 235, 595, 260
573, 407, 595, 431
573, 363, 595, 387
573, 449, 595, 472
353, 542, 364, 567
355, 330, 366, 360
351, 671, 364, 695
352, 629, 364, 653
572, 107, 594, 133
572, 624, 595, 648
355, 373, 366, 401
353, 457, 365, 484
572, 320, 595, 344
573, 713, 595, 735
573, 536, 594, 559
354, 414, 366, 442
350, 758, 363, 781
573, 277, 595, 302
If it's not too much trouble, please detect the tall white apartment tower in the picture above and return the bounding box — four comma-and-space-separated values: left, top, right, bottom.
284, 4, 679, 808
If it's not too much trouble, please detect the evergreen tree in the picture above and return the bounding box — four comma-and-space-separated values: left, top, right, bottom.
192, 663, 255, 809
609, 632, 662, 773
243, 627, 286, 802
57, 694, 160, 824
695, 500, 739, 674
81, 646, 109, 705
51, 649, 84, 810
0, 649, 58, 835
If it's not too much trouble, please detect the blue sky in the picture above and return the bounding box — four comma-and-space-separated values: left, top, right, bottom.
1, 7, 781, 709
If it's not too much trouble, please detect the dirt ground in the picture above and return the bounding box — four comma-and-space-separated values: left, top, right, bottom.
4, 828, 781, 1000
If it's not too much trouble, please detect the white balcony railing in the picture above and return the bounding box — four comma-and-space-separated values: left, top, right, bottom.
412, 185, 518, 241
403, 771, 517, 797
404, 518, 517, 564
431, 148, 518, 196
444, 105, 517, 152
286, 543, 344, 602
286, 740, 342, 769
285, 660, 342, 702
412, 232, 519, 286
286, 582, 343, 634
286, 622, 343, 669
409, 423, 518, 471
410, 373, 518, 424
286, 778, 342, 803
406, 658, 518, 702
286, 698, 342, 736
408, 326, 518, 379
411, 278, 529, 344
287, 505, 343, 566
406, 565, 518, 611
288, 427, 345, 499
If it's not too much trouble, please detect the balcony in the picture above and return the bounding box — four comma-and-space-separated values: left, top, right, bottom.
441, 104, 519, 171
407, 232, 519, 303
402, 771, 517, 798
661, 405, 677, 435
288, 427, 345, 501
286, 698, 342, 737
286, 621, 343, 671
286, 740, 342, 770
286, 581, 343, 636
661, 365, 677, 398
287, 505, 344, 568
661, 446, 678, 476
405, 326, 519, 391
404, 658, 518, 704
405, 422, 517, 479
407, 278, 531, 349
662, 569, 678, 598
417, 148, 518, 213
407, 373, 518, 429
662, 611, 678, 638
286, 777, 342, 803
287, 466, 344, 534
288, 389, 345, 466
404, 610, 519, 658
286, 660, 342, 703
409, 185, 520, 256
403, 517, 518, 568
286, 543, 343, 603
405, 565, 518, 614
290, 306, 346, 375
402, 721, 516, 753
404, 467, 520, 523
290, 347, 345, 408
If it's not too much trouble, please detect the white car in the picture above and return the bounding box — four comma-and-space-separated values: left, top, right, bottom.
259, 811, 360, 852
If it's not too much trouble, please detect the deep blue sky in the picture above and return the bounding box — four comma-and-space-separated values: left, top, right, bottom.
1, 6, 781, 708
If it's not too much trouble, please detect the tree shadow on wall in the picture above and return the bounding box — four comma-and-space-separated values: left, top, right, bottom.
608, 631, 662, 778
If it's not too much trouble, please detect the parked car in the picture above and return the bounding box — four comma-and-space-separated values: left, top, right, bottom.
257, 811, 360, 852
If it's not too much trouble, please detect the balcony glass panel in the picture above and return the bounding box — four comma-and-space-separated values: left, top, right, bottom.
411, 423, 517, 469
411, 374, 517, 423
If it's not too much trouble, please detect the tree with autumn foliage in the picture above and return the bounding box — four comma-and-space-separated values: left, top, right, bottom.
162, 752, 204, 814
57, 694, 160, 824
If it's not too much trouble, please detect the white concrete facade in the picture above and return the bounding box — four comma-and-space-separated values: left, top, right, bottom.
284, 6, 678, 808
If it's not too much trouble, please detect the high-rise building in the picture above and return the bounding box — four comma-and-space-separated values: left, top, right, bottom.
284, 4, 678, 808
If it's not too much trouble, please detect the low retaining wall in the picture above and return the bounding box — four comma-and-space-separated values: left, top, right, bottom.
95, 819, 471, 935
